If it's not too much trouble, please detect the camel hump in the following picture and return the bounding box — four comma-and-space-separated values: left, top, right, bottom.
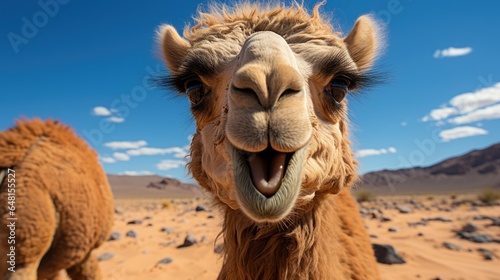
0, 118, 96, 168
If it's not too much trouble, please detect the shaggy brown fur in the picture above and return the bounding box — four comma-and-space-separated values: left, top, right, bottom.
158, 2, 382, 279
0, 119, 114, 280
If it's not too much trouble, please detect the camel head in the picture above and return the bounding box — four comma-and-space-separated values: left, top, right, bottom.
158, 4, 380, 223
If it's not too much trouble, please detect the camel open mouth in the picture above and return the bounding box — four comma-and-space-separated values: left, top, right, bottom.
247, 147, 293, 197
231, 145, 306, 222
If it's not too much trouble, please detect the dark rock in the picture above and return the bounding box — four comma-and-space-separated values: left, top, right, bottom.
98, 253, 114, 262
477, 248, 494, 260
380, 217, 392, 222
108, 232, 121, 241
443, 241, 461, 251
472, 215, 492, 221
160, 227, 173, 233
432, 277, 443, 280
177, 234, 197, 248
461, 223, 478, 233
372, 244, 406, 264
126, 230, 137, 238
457, 232, 492, 243
207, 215, 215, 219
214, 243, 224, 254
424, 217, 452, 223
158, 257, 173, 265
369, 234, 378, 239
396, 205, 412, 214
489, 218, 500, 227
195, 205, 209, 212
418, 232, 424, 237
127, 219, 143, 225
388, 227, 398, 232
144, 216, 152, 220
408, 221, 427, 227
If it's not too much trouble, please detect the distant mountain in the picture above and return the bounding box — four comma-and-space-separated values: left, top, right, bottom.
357, 143, 500, 195
107, 174, 204, 199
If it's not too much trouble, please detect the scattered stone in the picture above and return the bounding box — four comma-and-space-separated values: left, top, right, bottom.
457, 232, 492, 243
98, 253, 114, 262
114, 207, 123, 215
432, 277, 443, 280
369, 234, 378, 239
489, 218, 500, 227
177, 234, 197, 248
201, 236, 208, 243
396, 205, 412, 214
372, 244, 405, 265
144, 216, 152, 220
461, 223, 478, 233
127, 219, 143, 225
408, 221, 427, 227
160, 227, 173, 233
417, 232, 424, 237
108, 232, 121, 241
424, 217, 452, 223
158, 257, 173, 265
443, 241, 461, 251
214, 243, 224, 254
477, 248, 494, 260
380, 217, 392, 222
126, 230, 137, 238
195, 205, 209, 212
472, 215, 492, 221
388, 227, 398, 232
207, 215, 215, 219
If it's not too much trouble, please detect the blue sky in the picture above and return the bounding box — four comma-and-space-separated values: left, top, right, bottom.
1, 1, 499, 182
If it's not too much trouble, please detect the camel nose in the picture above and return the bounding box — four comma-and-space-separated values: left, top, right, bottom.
231, 62, 303, 108
226, 31, 312, 154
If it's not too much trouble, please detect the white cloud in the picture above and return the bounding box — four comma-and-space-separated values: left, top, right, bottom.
100, 156, 116, 163
127, 147, 187, 158
107, 116, 125, 123
449, 103, 500, 124
422, 82, 500, 126
122, 170, 154, 176
113, 152, 130, 161
92, 106, 112, 116
401, 122, 407, 126
434, 47, 472, 58
439, 126, 488, 142
156, 159, 185, 170
449, 82, 500, 113
104, 140, 147, 150
355, 147, 397, 158
428, 107, 459, 121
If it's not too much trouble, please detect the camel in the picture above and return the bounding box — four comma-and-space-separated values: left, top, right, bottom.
0, 119, 114, 280
158, 2, 382, 279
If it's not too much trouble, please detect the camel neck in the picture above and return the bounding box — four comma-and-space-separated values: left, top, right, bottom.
217, 190, 379, 280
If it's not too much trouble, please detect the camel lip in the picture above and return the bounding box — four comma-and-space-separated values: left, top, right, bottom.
231, 144, 307, 222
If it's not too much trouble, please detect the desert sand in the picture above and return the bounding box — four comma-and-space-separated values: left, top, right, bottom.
93, 194, 499, 280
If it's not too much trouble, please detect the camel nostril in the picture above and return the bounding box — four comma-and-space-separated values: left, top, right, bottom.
232, 85, 257, 96
280, 88, 301, 98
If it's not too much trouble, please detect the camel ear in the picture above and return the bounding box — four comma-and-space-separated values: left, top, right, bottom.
157, 25, 191, 74
343, 15, 380, 72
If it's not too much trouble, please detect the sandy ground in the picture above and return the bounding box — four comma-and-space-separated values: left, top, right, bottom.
93, 195, 500, 280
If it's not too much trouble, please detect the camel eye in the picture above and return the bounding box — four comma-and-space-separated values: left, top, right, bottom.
184, 79, 207, 105
325, 76, 351, 103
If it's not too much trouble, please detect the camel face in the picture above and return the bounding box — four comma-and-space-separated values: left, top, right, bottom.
159, 5, 380, 223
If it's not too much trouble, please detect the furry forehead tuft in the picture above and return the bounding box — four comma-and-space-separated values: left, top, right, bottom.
183, 1, 342, 44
